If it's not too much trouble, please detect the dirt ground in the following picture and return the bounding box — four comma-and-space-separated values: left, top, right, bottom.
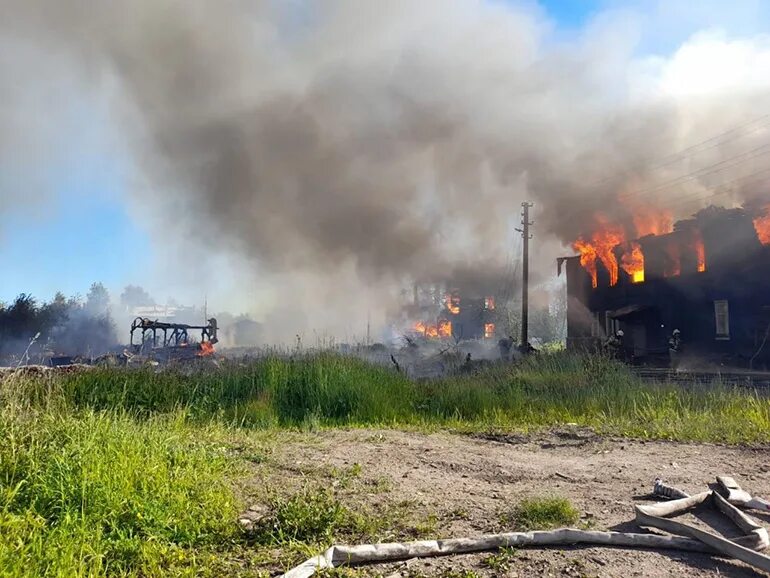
259, 428, 770, 578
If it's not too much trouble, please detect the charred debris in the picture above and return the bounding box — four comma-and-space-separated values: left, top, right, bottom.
127, 317, 220, 364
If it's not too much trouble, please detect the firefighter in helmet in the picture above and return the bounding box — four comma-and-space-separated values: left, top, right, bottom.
604, 329, 624, 360
668, 329, 682, 370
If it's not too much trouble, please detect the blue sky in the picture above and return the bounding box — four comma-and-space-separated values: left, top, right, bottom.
0, 97, 149, 304
538, 0, 600, 28
0, 0, 767, 306
0, 176, 148, 302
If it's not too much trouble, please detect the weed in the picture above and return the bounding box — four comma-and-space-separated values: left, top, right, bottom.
500, 497, 579, 531
316, 567, 360, 578
257, 487, 353, 544
366, 476, 392, 493
242, 452, 267, 464
446, 507, 471, 521
328, 463, 363, 489
483, 546, 518, 571
411, 513, 439, 538
403, 569, 482, 578
438, 570, 483, 578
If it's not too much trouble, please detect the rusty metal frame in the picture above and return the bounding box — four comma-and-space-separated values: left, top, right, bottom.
129, 317, 218, 352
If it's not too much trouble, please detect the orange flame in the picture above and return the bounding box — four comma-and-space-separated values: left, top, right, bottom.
572, 237, 599, 288
620, 241, 644, 283
197, 341, 215, 357
693, 229, 706, 272
445, 294, 460, 314
484, 323, 495, 339
413, 320, 452, 338
633, 208, 673, 237
754, 205, 770, 245
572, 222, 625, 287
573, 206, 675, 288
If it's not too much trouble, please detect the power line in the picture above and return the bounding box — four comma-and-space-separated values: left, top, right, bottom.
617, 140, 770, 202
660, 166, 770, 212
578, 113, 770, 191
635, 113, 770, 172
532, 113, 770, 251
558, 114, 770, 222
574, 167, 770, 244
560, 141, 770, 228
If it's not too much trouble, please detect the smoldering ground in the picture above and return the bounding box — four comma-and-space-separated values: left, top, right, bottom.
2, 1, 770, 341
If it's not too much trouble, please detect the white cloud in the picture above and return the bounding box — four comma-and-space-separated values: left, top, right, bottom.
645, 30, 770, 98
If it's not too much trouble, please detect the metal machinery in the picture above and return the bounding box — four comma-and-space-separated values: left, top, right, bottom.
129, 317, 218, 355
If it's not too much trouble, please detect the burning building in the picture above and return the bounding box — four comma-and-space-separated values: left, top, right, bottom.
559, 205, 770, 367
395, 283, 499, 342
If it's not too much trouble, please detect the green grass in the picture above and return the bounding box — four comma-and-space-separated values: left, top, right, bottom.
25, 351, 770, 443
500, 497, 580, 531
0, 406, 239, 577
256, 486, 356, 545
483, 546, 518, 571
2, 351, 770, 576
249, 481, 443, 574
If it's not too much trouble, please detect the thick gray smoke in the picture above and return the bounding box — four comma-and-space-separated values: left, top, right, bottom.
2, 1, 769, 340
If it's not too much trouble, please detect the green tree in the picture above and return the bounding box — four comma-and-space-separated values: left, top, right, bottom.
120, 285, 155, 309
86, 283, 111, 316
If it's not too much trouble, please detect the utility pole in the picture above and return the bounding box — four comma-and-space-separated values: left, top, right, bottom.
516, 202, 533, 348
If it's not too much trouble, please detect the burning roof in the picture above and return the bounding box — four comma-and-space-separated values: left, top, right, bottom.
569, 204, 768, 289
570, 206, 676, 288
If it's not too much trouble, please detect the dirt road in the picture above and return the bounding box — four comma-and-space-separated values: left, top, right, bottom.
262, 428, 770, 577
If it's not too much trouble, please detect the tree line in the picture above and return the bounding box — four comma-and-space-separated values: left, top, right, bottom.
0, 283, 118, 362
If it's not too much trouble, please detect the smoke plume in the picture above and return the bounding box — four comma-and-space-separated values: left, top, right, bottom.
2, 1, 770, 340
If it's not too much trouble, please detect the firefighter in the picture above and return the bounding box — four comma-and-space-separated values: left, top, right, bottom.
518, 341, 537, 356
668, 329, 682, 370
207, 317, 219, 344
604, 329, 624, 360
460, 352, 473, 373
498, 335, 515, 361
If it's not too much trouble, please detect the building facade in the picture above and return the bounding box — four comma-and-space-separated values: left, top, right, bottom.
560, 207, 770, 367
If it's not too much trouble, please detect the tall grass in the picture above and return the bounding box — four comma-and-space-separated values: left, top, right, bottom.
16, 351, 770, 443
36, 353, 415, 427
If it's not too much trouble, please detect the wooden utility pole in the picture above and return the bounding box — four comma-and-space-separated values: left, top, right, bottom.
516, 202, 533, 347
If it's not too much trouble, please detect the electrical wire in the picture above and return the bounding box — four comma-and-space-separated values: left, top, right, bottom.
575, 113, 770, 192
658, 166, 770, 212
616, 141, 770, 203
556, 148, 770, 231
